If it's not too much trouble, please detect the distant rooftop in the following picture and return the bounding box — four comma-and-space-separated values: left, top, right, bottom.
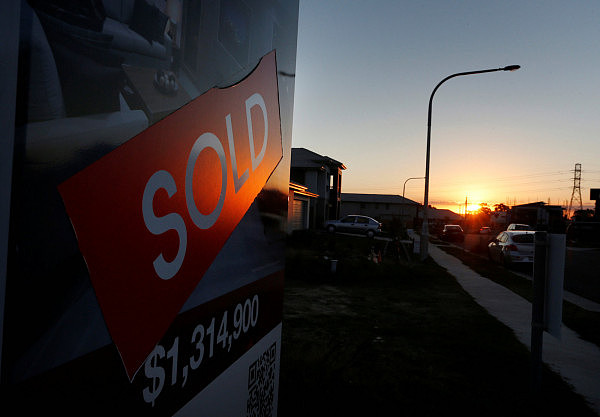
341, 193, 418, 205
512, 201, 564, 210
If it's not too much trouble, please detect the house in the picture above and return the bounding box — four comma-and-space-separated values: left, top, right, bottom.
509, 202, 565, 232
418, 207, 463, 234
290, 148, 346, 228
288, 182, 318, 233
340, 193, 419, 228
490, 211, 508, 229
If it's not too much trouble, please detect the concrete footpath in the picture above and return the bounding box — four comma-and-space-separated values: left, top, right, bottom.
429, 244, 600, 415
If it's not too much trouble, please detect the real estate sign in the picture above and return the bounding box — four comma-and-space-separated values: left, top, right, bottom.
1, 1, 298, 415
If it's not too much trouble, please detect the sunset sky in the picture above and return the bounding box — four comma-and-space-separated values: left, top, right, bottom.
291, 0, 600, 214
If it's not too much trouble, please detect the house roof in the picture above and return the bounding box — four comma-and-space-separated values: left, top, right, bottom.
512, 202, 564, 211
417, 207, 463, 220
291, 147, 346, 170
513, 201, 546, 208
432, 208, 463, 220
341, 193, 418, 205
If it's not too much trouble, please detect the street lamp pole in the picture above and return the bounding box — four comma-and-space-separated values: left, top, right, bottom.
420, 65, 520, 261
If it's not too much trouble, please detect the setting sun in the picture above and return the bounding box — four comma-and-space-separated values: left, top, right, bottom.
455, 190, 492, 214
466, 203, 483, 213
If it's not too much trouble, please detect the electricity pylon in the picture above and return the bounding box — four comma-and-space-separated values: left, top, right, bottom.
568, 163, 583, 218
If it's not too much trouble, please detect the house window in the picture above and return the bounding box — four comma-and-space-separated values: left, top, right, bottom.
329, 174, 334, 190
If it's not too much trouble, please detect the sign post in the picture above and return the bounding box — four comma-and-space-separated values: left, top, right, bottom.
531, 231, 547, 394
545, 234, 566, 340
530, 231, 566, 393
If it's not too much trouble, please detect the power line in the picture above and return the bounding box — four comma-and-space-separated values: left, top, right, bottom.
350, 166, 600, 206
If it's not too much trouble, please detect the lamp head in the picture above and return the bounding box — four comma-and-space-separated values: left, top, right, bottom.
502, 65, 521, 72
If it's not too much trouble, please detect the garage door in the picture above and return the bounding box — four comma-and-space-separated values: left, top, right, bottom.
290, 198, 308, 231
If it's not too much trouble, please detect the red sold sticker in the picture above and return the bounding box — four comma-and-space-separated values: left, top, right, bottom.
58, 51, 282, 380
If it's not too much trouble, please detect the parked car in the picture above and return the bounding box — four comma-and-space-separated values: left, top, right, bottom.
324, 215, 382, 238
506, 223, 533, 231
479, 226, 492, 234
488, 231, 535, 265
440, 224, 464, 242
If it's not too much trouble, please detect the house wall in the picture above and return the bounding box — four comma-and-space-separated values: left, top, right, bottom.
340, 201, 361, 217
302, 167, 340, 227
340, 202, 418, 224
327, 166, 343, 221
304, 170, 319, 193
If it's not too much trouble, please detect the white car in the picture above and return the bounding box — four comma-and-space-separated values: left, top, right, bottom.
488, 231, 535, 265
506, 223, 533, 231
324, 215, 382, 238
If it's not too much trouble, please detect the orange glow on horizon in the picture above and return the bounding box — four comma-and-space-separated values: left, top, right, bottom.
436, 199, 495, 215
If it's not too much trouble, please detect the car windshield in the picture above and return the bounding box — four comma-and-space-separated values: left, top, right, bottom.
446, 226, 462, 231
512, 234, 534, 243
511, 224, 530, 230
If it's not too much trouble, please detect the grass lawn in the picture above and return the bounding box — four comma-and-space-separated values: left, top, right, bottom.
278, 232, 596, 417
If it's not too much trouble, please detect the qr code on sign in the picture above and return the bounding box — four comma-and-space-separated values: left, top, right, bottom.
247, 342, 277, 417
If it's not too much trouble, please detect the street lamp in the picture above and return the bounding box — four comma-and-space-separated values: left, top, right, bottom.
402, 176, 425, 219
402, 177, 425, 201
420, 65, 520, 261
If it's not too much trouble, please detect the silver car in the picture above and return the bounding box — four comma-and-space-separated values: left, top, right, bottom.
488, 231, 535, 265
325, 215, 382, 238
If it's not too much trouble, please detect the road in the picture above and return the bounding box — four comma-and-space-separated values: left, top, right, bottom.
454, 233, 600, 304
564, 247, 600, 304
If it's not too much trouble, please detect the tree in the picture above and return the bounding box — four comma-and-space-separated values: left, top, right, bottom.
478, 203, 492, 216
494, 203, 510, 212
573, 209, 594, 221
